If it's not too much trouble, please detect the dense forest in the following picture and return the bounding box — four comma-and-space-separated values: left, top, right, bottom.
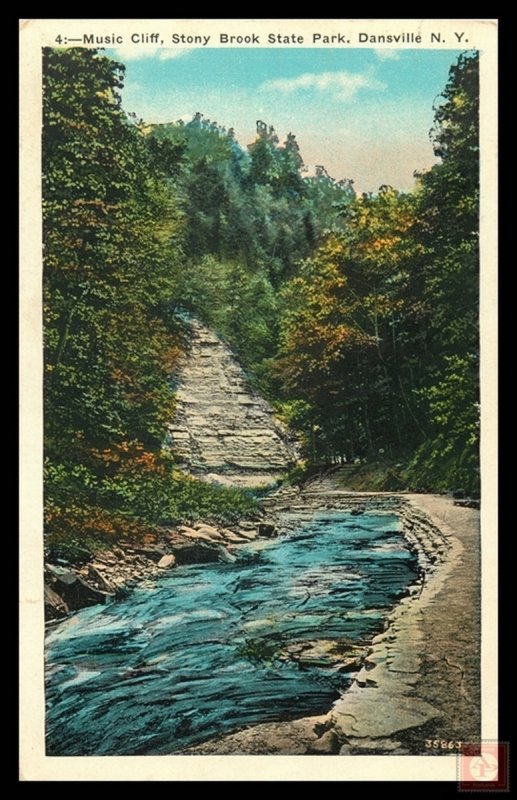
43, 47, 479, 554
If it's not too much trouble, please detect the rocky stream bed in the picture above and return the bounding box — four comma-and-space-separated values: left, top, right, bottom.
44, 473, 481, 756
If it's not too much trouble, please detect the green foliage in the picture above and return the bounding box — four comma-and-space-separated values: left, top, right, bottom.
275, 52, 480, 493
127, 471, 259, 526
406, 51, 480, 493
335, 461, 406, 492
146, 116, 354, 384
170, 255, 278, 384
45, 457, 258, 554
43, 47, 480, 558
43, 49, 257, 549
276, 187, 427, 462
407, 355, 480, 494
43, 48, 184, 461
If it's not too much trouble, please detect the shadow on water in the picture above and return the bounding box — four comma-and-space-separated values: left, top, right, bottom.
45, 511, 417, 755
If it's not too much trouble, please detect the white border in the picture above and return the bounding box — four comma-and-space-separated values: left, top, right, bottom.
19, 18, 498, 781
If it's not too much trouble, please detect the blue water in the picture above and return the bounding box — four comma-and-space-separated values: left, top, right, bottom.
45, 511, 417, 755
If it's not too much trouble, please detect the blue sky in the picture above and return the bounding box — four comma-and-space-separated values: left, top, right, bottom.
106, 47, 464, 193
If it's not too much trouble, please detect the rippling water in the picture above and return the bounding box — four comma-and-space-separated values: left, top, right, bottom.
45, 511, 417, 755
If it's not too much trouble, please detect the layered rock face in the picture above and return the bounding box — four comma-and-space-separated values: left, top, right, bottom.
167, 320, 298, 484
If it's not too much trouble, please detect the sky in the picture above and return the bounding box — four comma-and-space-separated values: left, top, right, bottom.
106, 47, 464, 194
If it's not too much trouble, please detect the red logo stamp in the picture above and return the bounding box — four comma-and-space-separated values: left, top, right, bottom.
458, 742, 510, 792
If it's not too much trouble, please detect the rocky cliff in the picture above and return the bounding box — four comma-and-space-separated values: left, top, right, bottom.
167, 319, 298, 485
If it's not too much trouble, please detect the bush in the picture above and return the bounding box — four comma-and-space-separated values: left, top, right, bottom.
44, 457, 259, 555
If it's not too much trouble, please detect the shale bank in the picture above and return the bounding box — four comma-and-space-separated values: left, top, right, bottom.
167, 319, 298, 486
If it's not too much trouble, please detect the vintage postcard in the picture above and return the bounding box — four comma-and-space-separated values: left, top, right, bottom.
20, 19, 498, 782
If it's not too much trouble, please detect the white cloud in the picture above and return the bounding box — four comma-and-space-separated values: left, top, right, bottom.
158, 48, 194, 61
374, 49, 400, 61
261, 70, 385, 101
112, 47, 193, 62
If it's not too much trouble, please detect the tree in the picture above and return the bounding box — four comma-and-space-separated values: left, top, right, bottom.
275, 51, 480, 494
408, 51, 480, 493
43, 48, 184, 545
277, 187, 424, 463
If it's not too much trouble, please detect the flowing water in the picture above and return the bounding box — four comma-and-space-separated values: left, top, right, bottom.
45, 511, 417, 755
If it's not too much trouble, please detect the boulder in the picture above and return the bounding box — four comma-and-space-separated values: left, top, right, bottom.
128, 546, 167, 562
44, 584, 69, 620
88, 565, 116, 593
258, 522, 277, 538
178, 525, 201, 536
216, 545, 236, 564
236, 528, 258, 540
337, 654, 365, 673
204, 473, 236, 487
193, 524, 225, 541
333, 694, 440, 739
46, 565, 114, 610
219, 528, 248, 543
169, 540, 222, 565
179, 529, 217, 543
157, 554, 176, 569
307, 730, 341, 754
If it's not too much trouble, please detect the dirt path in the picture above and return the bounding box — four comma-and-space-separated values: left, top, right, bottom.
398, 494, 481, 749
181, 490, 480, 755
332, 493, 480, 754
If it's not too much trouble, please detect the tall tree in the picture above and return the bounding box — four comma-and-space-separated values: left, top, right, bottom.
408, 51, 480, 492
277, 187, 423, 462
43, 48, 184, 544
275, 51, 479, 492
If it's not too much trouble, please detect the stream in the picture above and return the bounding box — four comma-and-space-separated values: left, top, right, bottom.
45, 510, 418, 755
